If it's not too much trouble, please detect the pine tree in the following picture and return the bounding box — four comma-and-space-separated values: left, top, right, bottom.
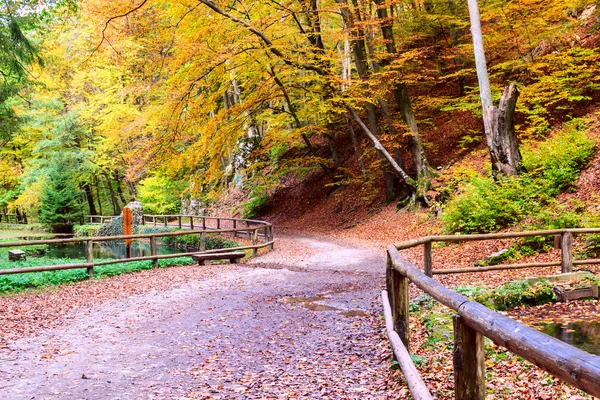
39, 165, 83, 233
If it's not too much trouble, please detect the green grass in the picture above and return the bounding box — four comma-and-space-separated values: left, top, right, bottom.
0, 255, 196, 294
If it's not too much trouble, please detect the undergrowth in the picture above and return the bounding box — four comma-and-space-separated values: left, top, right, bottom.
0, 256, 195, 293
162, 234, 238, 251
442, 119, 596, 234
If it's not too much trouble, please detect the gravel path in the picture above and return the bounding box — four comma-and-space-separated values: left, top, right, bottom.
0, 233, 395, 399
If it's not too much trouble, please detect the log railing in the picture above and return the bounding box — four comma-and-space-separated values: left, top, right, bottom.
0, 213, 28, 224
0, 217, 274, 278
86, 214, 269, 238
385, 229, 600, 399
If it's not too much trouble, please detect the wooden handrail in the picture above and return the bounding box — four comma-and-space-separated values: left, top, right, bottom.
0, 217, 274, 278
391, 228, 600, 275
385, 241, 600, 399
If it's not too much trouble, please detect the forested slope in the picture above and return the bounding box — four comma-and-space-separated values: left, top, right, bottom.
1, 0, 599, 233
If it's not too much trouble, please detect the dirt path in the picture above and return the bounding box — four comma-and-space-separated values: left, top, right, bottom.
0, 233, 395, 399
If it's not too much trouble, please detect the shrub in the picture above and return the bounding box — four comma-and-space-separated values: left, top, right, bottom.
442, 119, 595, 234
162, 234, 238, 252
466, 279, 557, 311
241, 193, 269, 219
74, 224, 100, 237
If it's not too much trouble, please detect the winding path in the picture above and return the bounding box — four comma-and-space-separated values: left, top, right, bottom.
0, 233, 394, 399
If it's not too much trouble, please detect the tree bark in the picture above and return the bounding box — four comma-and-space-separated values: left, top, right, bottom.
103, 173, 120, 214
467, 0, 523, 178
82, 182, 97, 215
488, 84, 523, 177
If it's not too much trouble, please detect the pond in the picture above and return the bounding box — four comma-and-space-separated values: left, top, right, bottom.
44, 240, 177, 260
535, 320, 600, 355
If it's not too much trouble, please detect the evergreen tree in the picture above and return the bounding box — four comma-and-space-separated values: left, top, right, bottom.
39, 164, 83, 233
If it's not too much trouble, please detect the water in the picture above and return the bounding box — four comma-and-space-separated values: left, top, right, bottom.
535, 320, 600, 355
44, 240, 177, 260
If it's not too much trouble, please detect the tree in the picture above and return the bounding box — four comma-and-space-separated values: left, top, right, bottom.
39, 162, 83, 233
467, 0, 524, 178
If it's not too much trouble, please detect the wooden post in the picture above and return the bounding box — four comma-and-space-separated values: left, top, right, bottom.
200, 232, 206, 251
453, 315, 485, 400
190, 216, 194, 230
252, 229, 258, 257
217, 218, 221, 229
150, 237, 158, 268
164, 216, 168, 227
268, 226, 274, 250
152, 216, 156, 226
561, 232, 573, 273
178, 216, 182, 229
202, 217, 206, 230
424, 241, 432, 277
86, 240, 94, 278
554, 234, 562, 249
233, 220, 237, 237
391, 266, 409, 350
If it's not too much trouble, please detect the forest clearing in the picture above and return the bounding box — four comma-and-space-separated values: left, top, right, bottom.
1, 0, 600, 398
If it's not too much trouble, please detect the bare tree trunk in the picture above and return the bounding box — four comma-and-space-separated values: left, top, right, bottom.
488, 84, 523, 177
94, 176, 103, 216
372, 0, 432, 184
104, 173, 120, 215
347, 105, 415, 187
82, 182, 97, 215
344, 113, 365, 176
467, 0, 523, 177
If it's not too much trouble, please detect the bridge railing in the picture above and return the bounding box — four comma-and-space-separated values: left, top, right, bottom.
385, 228, 600, 399
0, 217, 274, 278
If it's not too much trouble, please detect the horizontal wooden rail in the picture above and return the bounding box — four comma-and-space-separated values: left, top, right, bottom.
393, 228, 600, 276
385, 244, 600, 399
0, 217, 275, 278
381, 290, 433, 400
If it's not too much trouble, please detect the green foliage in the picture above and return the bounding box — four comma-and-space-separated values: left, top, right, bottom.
162, 234, 238, 252
580, 234, 600, 258
39, 163, 83, 233
467, 279, 557, 311
0, 256, 194, 293
73, 224, 100, 237
241, 192, 269, 219
442, 120, 595, 233
518, 48, 600, 136
137, 175, 185, 215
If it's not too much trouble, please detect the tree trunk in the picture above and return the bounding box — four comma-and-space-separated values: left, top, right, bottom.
94, 176, 103, 216
488, 84, 523, 177
344, 113, 365, 176
373, 0, 432, 185
114, 173, 127, 205
467, 0, 523, 177
82, 182, 97, 215
104, 173, 120, 214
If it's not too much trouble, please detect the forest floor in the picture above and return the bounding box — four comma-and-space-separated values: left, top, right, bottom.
0, 225, 598, 399
0, 232, 400, 400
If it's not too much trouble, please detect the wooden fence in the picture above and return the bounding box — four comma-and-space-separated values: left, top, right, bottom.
0, 213, 28, 225
0, 217, 274, 278
87, 214, 269, 236
384, 228, 600, 400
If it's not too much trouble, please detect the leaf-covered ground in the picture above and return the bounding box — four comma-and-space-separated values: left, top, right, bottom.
0, 233, 398, 399
0, 229, 598, 399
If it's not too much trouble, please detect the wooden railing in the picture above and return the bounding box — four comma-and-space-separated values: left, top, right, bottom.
86, 214, 269, 237
384, 228, 600, 399
0, 213, 28, 224
0, 217, 274, 278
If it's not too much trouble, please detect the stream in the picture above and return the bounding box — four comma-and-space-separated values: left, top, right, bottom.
535, 320, 600, 355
